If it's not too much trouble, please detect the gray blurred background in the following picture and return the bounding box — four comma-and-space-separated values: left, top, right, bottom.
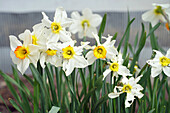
0, 0, 170, 74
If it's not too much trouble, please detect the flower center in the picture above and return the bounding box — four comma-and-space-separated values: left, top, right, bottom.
159, 56, 170, 67
122, 84, 132, 93
81, 20, 90, 28
93, 46, 107, 59
32, 35, 38, 45
51, 22, 62, 33
154, 6, 163, 15
62, 45, 75, 59
14, 46, 30, 59
46, 49, 57, 56
110, 62, 119, 72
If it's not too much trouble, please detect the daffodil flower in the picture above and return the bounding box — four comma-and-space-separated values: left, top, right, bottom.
31, 23, 49, 50
57, 41, 89, 76
108, 75, 144, 108
85, 33, 117, 65
41, 7, 73, 42
103, 52, 132, 81
142, 3, 170, 27
69, 8, 102, 38
9, 30, 39, 74
147, 49, 170, 77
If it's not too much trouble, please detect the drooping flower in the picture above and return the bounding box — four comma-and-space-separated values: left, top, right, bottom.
41, 7, 73, 42
9, 30, 39, 74
56, 41, 89, 76
142, 3, 170, 26
85, 33, 117, 65
69, 8, 102, 38
147, 49, 170, 77
103, 52, 132, 81
108, 75, 144, 108
39, 46, 62, 68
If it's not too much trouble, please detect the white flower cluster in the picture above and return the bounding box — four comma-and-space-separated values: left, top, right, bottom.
9, 7, 170, 108
9, 7, 102, 75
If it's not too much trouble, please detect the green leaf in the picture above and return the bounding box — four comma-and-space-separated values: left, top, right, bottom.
23, 74, 34, 86
49, 106, 60, 113
98, 13, 107, 42
112, 32, 118, 40
0, 70, 25, 92
117, 18, 135, 51
45, 64, 58, 105
0, 95, 11, 113
148, 108, 155, 113
146, 22, 161, 39
122, 12, 131, 59
9, 98, 23, 113
134, 32, 139, 51
149, 24, 158, 50
78, 68, 87, 95
91, 94, 109, 112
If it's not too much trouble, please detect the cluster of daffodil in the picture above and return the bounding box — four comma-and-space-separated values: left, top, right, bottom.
9, 6, 170, 110
142, 3, 170, 31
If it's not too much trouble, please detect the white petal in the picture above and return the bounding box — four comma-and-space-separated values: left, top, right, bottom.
165, 48, 170, 58
86, 27, 97, 38
153, 50, 164, 59
73, 55, 88, 68
40, 53, 46, 68
41, 12, 51, 27
19, 30, 32, 46
133, 91, 144, 99
108, 92, 121, 99
163, 66, 170, 77
62, 60, 68, 72
90, 14, 102, 27
71, 11, 81, 19
82, 8, 92, 19
10, 51, 21, 64
118, 65, 132, 76
146, 59, 160, 67
54, 7, 67, 22
86, 51, 96, 65
59, 30, 72, 42
17, 58, 30, 74
92, 33, 100, 45
125, 93, 134, 108
133, 84, 144, 91
9, 35, 22, 51
103, 69, 111, 80
65, 59, 75, 76
142, 10, 155, 22
134, 75, 143, 83
151, 67, 162, 77
69, 21, 81, 34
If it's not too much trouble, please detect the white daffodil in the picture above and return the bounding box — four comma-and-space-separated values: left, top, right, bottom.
108, 75, 144, 108
69, 8, 102, 38
31, 23, 49, 51
85, 33, 117, 65
41, 7, 73, 42
58, 41, 89, 76
103, 52, 132, 81
9, 30, 39, 74
128, 64, 141, 75
147, 49, 170, 77
142, 3, 170, 27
